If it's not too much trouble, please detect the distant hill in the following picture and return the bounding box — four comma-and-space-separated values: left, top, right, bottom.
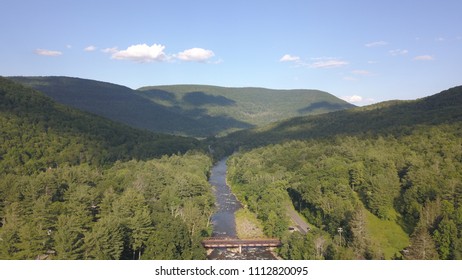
10, 77, 354, 137
137, 84, 355, 134
0, 77, 199, 174
215, 85, 462, 155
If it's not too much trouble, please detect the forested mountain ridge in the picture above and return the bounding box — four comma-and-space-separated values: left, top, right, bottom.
224, 85, 462, 259
137, 84, 354, 134
0, 77, 199, 174
10, 76, 354, 137
9, 76, 207, 137
216, 85, 462, 155
0, 77, 213, 260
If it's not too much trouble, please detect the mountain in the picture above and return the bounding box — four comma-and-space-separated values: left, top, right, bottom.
215, 85, 462, 154
137, 84, 355, 134
9, 76, 206, 136
0, 77, 199, 174
10, 77, 354, 137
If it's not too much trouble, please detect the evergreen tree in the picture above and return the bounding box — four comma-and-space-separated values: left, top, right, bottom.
54, 214, 84, 259
84, 216, 124, 260
349, 206, 369, 259
406, 225, 439, 260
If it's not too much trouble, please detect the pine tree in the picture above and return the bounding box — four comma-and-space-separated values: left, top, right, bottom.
406, 225, 439, 260
84, 216, 124, 260
0, 202, 23, 259
54, 214, 84, 259
349, 206, 369, 259
128, 207, 153, 260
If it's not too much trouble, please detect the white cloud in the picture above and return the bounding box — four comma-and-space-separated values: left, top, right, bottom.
280, 55, 348, 69
413, 55, 434, 61
84, 45, 97, 52
111, 43, 167, 63
34, 49, 62, 56
176, 48, 215, 62
342, 95, 363, 103
309, 58, 348, 69
280, 54, 300, 62
341, 95, 375, 105
365, 41, 388, 47
389, 49, 408, 56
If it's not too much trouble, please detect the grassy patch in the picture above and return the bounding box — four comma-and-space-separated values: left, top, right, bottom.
366, 209, 409, 259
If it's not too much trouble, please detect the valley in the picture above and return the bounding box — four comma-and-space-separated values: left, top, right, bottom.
1, 76, 461, 260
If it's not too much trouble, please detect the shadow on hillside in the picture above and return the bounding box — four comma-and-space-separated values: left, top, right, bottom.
182, 92, 236, 106
298, 101, 353, 113
144, 89, 176, 102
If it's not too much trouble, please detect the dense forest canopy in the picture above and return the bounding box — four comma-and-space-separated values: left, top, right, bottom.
0, 77, 211, 259
0, 152, 213, 259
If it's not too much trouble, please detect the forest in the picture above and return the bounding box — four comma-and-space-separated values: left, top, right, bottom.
0, 152, 213, 259
227, 123, 462, 259
0, 77, 212, 259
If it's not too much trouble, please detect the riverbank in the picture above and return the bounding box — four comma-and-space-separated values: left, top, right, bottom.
235, 208, 265, 239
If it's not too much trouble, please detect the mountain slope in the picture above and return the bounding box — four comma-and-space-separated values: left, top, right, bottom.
10, 77, 354, 137
9, 76, 209, 136
216, 85, 462, 154
0, 77, 199, 174
138, 84, 355, 132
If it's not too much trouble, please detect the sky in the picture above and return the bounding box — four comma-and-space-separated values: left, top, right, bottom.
1, 0, 462, 105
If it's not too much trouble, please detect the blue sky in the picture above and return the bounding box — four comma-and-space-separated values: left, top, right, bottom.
1, 0, 461, 105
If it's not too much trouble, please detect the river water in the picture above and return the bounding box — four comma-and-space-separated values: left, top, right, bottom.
207, 158, 277, 260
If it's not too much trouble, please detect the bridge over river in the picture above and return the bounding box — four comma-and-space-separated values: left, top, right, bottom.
202, 238, 281, 254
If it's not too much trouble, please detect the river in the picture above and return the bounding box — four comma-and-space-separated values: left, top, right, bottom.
207, 157, 277, 260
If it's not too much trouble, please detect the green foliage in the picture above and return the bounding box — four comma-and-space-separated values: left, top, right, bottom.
216, 86, 462, 156
364, 210, 409, 259
0, 98, 214, 262
227, 120, 461, 259
10, 77, 353, 137
279, 232, 316, 259
139, 85, 353, 135
0, 79, 205, 259
0, 77, 199, 176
